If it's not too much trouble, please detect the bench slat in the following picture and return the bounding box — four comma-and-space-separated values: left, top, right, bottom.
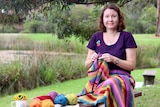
134, 91, 142, 97
143, 70, 156, 76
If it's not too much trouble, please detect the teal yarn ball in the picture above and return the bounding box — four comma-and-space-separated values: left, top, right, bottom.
54, 94, 68, 106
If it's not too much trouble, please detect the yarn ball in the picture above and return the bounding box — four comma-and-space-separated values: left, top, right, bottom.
66, 94, 78, 105
47, 91, 58, 101
54, 94, 68, 106
30, 98, 41, 107
30, 96, 54, 107
41, 99, 54, 107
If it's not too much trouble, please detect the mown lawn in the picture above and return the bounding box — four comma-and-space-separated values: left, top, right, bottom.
17, 33, 160, 46
133, 34, 160, 46
0, 68, 160, 107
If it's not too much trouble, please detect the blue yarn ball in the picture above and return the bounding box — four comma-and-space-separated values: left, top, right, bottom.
54, 94, 68, 106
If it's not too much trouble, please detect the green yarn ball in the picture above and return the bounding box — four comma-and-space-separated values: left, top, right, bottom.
66, 94, 78, 105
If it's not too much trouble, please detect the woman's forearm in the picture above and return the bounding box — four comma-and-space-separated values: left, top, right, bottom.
85, 59, 93, 69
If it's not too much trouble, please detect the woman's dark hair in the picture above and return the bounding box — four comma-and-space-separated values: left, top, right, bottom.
97, 3, 126, 32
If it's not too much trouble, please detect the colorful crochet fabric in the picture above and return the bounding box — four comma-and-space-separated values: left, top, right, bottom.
77, 59, 135, 107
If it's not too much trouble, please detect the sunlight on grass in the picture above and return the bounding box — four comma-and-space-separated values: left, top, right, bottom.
23, 33, 57, 41
133, 34, 160, 46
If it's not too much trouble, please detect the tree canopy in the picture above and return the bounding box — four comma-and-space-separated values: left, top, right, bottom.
0, 0, 159, 36
0, 0, 131, 14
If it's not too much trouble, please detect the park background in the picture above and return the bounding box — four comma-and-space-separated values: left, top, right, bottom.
0, 0, 160, 107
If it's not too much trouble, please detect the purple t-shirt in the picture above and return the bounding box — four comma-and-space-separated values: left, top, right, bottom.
87, 31, 137, 73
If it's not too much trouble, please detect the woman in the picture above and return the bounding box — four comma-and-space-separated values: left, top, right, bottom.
77, 3, 137, 107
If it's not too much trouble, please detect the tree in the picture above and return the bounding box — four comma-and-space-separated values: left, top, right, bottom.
0, 0, 131, 18
0, 0, 160, 36
156, 0, 160, 36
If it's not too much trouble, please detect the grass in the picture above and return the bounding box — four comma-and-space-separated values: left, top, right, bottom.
133, 34, 160, 46
0, 68, 160, 107
20, 33, 160, 46
22, 33, 57, 42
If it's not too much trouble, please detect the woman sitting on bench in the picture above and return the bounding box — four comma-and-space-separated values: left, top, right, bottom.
77, 3, 137, 107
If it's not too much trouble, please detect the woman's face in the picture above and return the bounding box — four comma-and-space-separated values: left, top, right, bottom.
103, 8, 119, 30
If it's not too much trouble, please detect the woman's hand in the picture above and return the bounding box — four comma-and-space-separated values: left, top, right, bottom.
99, 53, 115, 63
91, 52, 99, 61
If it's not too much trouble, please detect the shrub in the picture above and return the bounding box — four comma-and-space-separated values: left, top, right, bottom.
23, 20, 50, 33
0, 25, 19, 33
0, 52, 87, 96
136, 44, 160, 69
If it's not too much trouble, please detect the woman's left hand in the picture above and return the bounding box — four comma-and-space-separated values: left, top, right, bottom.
98, 53, 115, 63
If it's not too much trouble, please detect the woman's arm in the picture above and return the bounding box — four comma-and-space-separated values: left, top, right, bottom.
114, 48, 136, 71
99, 48, 136, 71
85, 49, 98, 68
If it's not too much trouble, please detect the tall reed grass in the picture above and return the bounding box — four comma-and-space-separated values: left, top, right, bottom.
136, 44, 160, 68
0, 34, 87, 53
0, 52, 87, 96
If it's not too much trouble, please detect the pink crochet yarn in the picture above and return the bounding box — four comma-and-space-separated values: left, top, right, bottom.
47, 91, 58, 101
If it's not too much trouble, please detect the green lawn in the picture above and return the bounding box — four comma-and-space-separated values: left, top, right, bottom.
133, 34, 160, 46
22, 33, 56, 41
18, 33, 160, 46
0, 68, 160, 107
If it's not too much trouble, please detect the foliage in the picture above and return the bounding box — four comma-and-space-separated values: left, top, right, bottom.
21, 3, 157, 39
0, 0, 138, 26
0, 25, 19, 33
138, 6, 156, 33
123, 2, 156, 34
23, 4, 99, 40
23, 20, 48, 33
68, 5, 98, 41
0, 0, 131, 14
47, 5, 72, 39
0, 0, 157, 36
0, 34, 87, 53
136, 44, 160, 68
0, 53, 86, 96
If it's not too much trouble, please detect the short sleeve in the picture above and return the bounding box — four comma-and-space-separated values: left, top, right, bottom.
87, 32, 100, 50
125, 32, 137, 48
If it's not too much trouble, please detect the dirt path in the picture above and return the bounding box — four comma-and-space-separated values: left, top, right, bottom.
0, 50, 78, 63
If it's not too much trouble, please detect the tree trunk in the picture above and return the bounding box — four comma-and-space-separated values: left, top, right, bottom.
156, 0, 160, 36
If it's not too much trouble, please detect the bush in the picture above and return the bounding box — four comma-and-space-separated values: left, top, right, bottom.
0, 25, 19, 33
136, 44, 160, 69
23, 20, 51, 33
145, 26, 156, 33
0, 53, 87, 96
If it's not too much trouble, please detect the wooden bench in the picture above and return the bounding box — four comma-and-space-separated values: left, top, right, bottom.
143, 70, 156, 86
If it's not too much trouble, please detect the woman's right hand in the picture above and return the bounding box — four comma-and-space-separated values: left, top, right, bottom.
90, 52, 99, 61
